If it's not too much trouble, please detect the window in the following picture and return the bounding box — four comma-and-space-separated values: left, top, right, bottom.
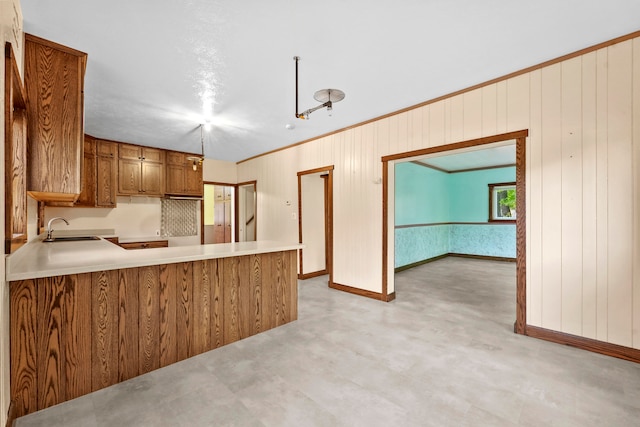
489, 182, 516, 221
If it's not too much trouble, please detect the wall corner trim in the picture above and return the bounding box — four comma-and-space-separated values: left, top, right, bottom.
525, 325, 640, 364
329, 282, 392, 302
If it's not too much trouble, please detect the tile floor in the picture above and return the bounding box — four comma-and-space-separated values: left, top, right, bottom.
15, 257, 640, 426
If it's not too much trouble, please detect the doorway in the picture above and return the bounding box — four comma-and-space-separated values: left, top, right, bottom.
298, 166, 334, 283
202, 182, 235, 244
382, 130, 527, 333
236, 181, 257, 242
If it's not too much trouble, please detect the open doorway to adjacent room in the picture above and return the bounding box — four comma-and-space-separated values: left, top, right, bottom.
236, 181, 257, 242
382, 131, 527, 333
298, 166, 334, 283
202, 182, 235, 244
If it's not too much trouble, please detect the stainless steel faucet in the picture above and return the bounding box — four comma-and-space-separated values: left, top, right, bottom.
44, 217, 69, 242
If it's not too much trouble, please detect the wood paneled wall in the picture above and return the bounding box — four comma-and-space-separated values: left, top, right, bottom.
9, 250, 297, 417
237, 35, 640, 350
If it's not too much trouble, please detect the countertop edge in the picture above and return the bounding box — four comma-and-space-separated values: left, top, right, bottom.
6, 240, 303, 281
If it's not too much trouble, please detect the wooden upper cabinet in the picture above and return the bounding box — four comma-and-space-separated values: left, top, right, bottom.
117, 143, 164, 196
24, 34, 87, 203
59, 136, 117, 208
164, 151, 203, 197
95, 140, 117, 207
75, 136, 97, 207
5, 42, 28, 254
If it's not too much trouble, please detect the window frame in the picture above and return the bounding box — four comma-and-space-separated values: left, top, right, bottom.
488, 182, 516, 223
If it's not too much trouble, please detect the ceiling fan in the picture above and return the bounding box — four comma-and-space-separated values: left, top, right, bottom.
294, 56, 345, 120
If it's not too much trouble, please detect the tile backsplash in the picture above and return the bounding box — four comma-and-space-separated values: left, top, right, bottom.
161, 199, 198, 237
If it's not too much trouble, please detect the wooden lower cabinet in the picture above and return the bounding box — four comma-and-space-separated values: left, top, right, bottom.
9, 250, 298, 418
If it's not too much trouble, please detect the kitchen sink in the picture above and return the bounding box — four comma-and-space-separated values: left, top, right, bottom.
44, 236, 101, 242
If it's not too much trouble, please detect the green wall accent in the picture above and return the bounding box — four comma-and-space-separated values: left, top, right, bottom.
395, 162, 449, 225
395, 225, 449, 267
448, 167, 515, 222
394, 163, 516, 268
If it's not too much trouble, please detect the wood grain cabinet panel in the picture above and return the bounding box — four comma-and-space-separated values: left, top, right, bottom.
118, 269, 139, 381
63, 273, 92, 401
75, 136, 97, 207
95, 140, 117, 207
24, 34, 87, 203
117, 158, 143, 195
192, 260, 212, 355
211, 259, 225, 349
5, 42, 28, 254
117, 143, 164, 196
10, 280, 37, 418
176, 262, 193, 361
159, 264, 178, 367
54, 137, 117, 208
223, 257, 241, 345
37, 276, 66, 410
91, 270, 119, 392
139, 266, 160, 374
9, 251, 298, 417
118, 240, 168, 250
165, 150, 203, 197
141, 161, 164, 196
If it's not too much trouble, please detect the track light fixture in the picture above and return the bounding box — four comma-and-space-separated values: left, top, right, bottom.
186, 124, 206, 171
294, 56, 345, 120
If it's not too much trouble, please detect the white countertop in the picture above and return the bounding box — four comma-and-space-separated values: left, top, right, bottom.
6, 238, 302, 281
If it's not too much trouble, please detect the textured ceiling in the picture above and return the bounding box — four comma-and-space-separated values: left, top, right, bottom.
20, 1, 640, 162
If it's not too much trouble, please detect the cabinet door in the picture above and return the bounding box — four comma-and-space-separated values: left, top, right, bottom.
96, 140, 117, 158
141, 162, 164, 195
76, 151, 96, 206
5, 43, 28, 253
118, 143, 141, 160
184, 167, 202, 196
96, 155, 117, 207
25, 35, 86, 201
118, 159, 142, 195
165, 163, 185, 195
166, 151, 184, 166
141, 147, 163, 163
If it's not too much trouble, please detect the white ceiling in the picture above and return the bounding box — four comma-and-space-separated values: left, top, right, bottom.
20, 1, 640, 162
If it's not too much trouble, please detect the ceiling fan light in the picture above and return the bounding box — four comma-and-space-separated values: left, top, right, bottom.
294, 56, 345, 120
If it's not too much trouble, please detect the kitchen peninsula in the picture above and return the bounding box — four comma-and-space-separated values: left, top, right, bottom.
7, 239, 301, 418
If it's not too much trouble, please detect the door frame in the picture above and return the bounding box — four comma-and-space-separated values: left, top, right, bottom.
235, 180, 257, 242
201, 181, 236, 244
297, 165, 334, 283
382, 130, 528, 334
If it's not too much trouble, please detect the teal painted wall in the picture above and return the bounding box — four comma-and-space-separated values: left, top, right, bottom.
449, 167, 515, 222
395, 162, 449, 225
395, 225, 449, 267
394, 164, 516, 268
394, 224, 516, 267
449, 224, 516, 258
